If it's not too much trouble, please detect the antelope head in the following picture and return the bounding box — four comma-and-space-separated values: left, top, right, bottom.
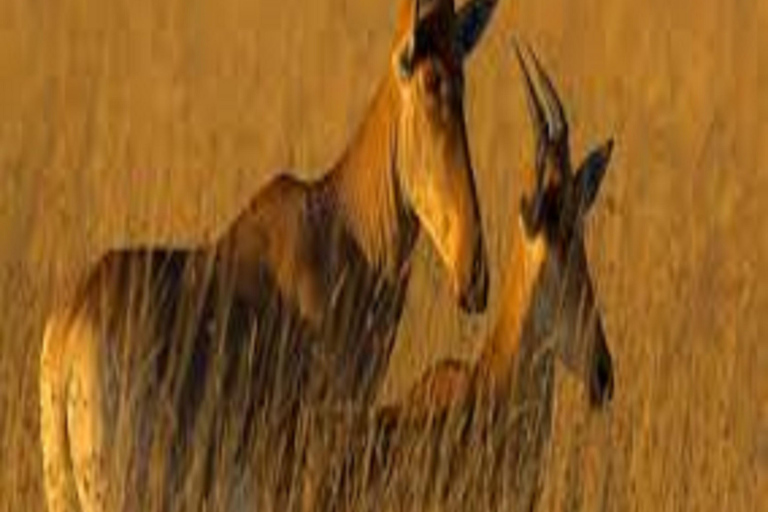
392, 0, 498, 312
514, 41, 614, 407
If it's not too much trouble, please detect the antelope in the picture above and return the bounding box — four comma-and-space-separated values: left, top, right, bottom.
39, 1, 499, 511
396, 42, 615, 416
314, 41, 615, 511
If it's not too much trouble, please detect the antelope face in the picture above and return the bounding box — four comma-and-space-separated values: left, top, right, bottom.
516, 42, 614, 407
393, 0, 497, 313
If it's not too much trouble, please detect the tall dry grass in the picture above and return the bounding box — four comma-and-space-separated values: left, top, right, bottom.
27, 238, 561, 512
1, 0, 765, 510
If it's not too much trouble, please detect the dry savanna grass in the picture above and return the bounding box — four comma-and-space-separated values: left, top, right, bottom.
0, 0, 766, 510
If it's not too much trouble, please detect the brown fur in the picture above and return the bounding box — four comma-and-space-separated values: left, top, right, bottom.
38, 2, 499, 512
393, 41, 616, 419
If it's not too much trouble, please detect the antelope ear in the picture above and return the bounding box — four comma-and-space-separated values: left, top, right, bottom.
455, 0, 499, 59
574, 138, 613, 213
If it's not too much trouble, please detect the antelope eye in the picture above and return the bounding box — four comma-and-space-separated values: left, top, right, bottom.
424, 64, 443, 95
540, 190, 566, 234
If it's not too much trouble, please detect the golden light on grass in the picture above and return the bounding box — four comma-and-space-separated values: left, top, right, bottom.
0, 0, 764, 511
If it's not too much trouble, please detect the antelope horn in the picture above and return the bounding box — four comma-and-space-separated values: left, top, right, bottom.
514, 40, 545, 152
514, 38, 547, 230
524, 42, 572, 179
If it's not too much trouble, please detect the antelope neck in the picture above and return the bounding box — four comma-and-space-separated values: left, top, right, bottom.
324, 74, 417, 277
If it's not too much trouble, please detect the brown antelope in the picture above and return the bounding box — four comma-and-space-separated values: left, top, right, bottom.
392, 40, 614, 421
318, 41, 615, 511
39, 1, 499, 511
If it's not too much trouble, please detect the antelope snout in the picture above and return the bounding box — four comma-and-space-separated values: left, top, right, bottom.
588, 325, 614, 408
458, 238, 488, 313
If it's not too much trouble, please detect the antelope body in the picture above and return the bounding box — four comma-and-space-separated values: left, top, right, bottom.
39, 1, 499, 511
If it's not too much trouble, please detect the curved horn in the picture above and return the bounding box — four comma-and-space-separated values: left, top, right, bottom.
524, 42, 572, 179
514, 40, 545, 152
514, 39, 547, 232
526, 44, 566, 141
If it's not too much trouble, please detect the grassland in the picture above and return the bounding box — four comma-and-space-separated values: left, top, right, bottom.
0, 0, 765, 510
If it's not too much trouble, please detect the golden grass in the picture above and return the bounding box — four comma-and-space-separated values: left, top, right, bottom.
1, 0, 766, 510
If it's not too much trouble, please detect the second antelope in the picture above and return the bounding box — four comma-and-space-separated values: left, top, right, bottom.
39, 1, 499, 511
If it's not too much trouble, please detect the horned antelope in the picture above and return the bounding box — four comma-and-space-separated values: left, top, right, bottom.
316, 41, 615, 511
392, 38, 614, 418
39, 1, 499, 511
